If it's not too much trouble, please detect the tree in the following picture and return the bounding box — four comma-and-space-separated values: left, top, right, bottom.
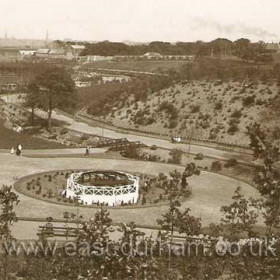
168, 149, 183, 164
25, 80, 41, 125
176, 208, 201, 237
0, 185, 20, 240
157, 199, 182, 236
26, 64, 75, 129
118, 222, 145, 256
220, 187, 258, 240
247, 123, 279, 164
0, 185, 20, 280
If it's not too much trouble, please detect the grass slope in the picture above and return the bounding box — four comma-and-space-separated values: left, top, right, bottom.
103, 81, 280, 146
0, 118, 66, 149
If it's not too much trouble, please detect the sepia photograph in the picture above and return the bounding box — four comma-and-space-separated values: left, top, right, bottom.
0, 0, 280, 279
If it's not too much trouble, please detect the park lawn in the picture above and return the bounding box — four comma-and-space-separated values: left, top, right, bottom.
0, 118, 67, 149
82, 60, 187, 73
14, 169, 166, 208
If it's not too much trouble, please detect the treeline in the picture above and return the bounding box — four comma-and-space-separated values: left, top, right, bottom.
80, 38, 271, 61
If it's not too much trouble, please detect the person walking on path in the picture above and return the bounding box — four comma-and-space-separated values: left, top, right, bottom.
85, 146, 90, 157
16, 144, 22, 156
10, 147, 15, 154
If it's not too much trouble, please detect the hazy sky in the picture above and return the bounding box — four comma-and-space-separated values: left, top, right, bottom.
0, 0, 279, 42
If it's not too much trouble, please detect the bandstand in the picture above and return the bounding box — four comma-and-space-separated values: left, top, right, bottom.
65, 170, 139, 206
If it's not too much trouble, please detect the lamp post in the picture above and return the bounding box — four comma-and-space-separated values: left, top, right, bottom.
188, 118, 197, 158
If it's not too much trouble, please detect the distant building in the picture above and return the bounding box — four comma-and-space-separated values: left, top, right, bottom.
70, 45, 86, 58
49, 49, 66, 59
143, 52, 162, 59
0, 83, 18, 93
19, 50, 36, 57
113, 53, 195, 61
0, 47, 19, 61
78, 55, 113, 63
36, 48, 50, 57
265, 43, 280, 53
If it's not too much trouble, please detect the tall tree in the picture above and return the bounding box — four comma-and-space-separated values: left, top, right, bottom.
26, 64, 75, 129
0, 185, 20, 280
25, 80, 40, 125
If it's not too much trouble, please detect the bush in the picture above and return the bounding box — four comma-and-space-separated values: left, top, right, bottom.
211, 161, 222, 172
242, 95, 255, 107
194, 153, 204, 160
168, 119, 178, 129
81, 134, 90, 141
133, 109, 155, 126
48, 134, 57, 140
256, 99, 265, 106
227, 124, 239, 134
158, 101, 178, 119
214, 101, 223, 110
121, 145, 140, 159
224, 158, 238, 168
190, 105, 200, 114
231, 110, 242, 119
150, 145, 158, 150
60, 128, 69, 135
168, 149, 183, 164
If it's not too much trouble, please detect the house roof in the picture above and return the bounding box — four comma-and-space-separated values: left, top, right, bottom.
265, 43, 280, 51
49, 49, 65, 55
19, 50, 36, 55
71, 45, 86, 50
37, 48, 50, 54
143, 52, 162, 57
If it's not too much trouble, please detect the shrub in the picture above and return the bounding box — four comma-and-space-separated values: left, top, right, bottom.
211, 161, 222, 172
256, 99, 265, 106
133, 109, 155, 126
224, 158, 238, 168
168, 149, 183, 164
158, 101, 179, 119
150, 145, 157, 150
168, 119, 178, 129
121, 146, 140, 159
231, 110, 242, 119
194, 153, 204, 160
81, 134, 90, 141
214, 101, 223, 110
190, 105, 200, 114
227, 124, 239, 134
60, 128, 69, 135
48, 134, 57, 140
142, 196, 147, 205
242, 95, 255, 107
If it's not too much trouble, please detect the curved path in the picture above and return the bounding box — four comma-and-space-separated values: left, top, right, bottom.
1, 94, 250, 161
0, 154, 260, 230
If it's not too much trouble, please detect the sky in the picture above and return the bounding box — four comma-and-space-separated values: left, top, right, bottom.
0, 0, 279, 42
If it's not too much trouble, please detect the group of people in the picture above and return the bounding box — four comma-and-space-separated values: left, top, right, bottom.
10, 144, 23, 156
